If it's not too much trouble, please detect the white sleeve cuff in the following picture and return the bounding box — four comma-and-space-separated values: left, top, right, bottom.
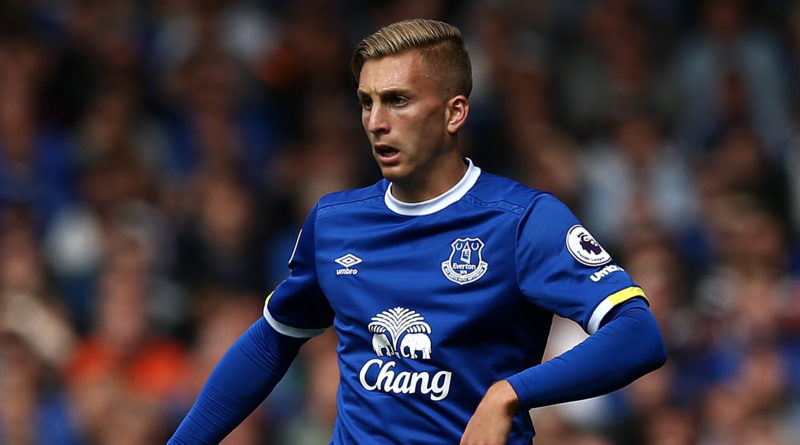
263, 292, 328, 338
587, 286, 647, 334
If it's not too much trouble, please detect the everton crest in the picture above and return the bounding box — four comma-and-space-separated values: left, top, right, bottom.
441, 237, 488, 285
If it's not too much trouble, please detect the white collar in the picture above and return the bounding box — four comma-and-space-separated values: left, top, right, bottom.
384, 158, 481, 216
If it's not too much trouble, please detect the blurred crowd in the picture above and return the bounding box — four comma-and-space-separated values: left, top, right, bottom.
1, 0, 800, 444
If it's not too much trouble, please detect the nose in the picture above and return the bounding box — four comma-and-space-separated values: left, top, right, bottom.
365, 104, 389, 135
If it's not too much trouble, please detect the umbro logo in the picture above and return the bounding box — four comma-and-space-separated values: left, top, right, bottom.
335, 253, 362, 276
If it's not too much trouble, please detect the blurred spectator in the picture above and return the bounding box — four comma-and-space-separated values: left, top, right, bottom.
687, 125, 792, 274
160, 40, 280, 201
612, 365, 698, 445
43, 148, 176, 334
698, 126, 790, 220
64, 244, 189, 443
92, 395, 167, 445
75, 82, 168, 183
256, 0, 354, 95
579, 111, 696, 251
0, 29, 76, 235
555, 0, 675, 139
498, 47, 583, 207
43, 0, 150, 126
173, 171, 267, 295
670, 0, 793, 160
0, 212, 76, 369
0, 216, 79, 445
0, 333, 81, 445
148, 0, 276, 76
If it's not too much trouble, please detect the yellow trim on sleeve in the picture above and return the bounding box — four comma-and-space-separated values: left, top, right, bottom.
587, 286, 649, 334
607, 286, 648, 306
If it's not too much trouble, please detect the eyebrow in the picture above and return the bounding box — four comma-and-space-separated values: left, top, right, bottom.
356, 88, 413, 100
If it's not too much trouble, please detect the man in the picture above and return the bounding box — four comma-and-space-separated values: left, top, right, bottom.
169, 19, 666, 445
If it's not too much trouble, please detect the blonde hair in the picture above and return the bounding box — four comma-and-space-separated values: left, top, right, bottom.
351, 18, 472, 98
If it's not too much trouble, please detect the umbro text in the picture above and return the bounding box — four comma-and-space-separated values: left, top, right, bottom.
590, 264, 624, 282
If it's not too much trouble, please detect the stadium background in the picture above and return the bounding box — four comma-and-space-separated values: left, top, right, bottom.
0, 0, 799, 443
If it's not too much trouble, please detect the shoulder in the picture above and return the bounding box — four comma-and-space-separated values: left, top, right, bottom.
467, 171, 555, 214
316, 180, 388, 217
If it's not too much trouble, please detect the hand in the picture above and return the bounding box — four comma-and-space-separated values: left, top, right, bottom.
460, 380, 519, 445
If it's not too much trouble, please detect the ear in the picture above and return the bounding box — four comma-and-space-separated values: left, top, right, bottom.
445, 95, 469, 134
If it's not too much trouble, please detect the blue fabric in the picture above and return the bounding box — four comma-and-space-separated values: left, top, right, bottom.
264, 161, 656, 444
168, 318, 306, 444
171, 161, 665, 444
507, 298, 666, 409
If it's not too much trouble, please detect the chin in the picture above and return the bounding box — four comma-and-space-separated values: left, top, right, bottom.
380, 171, 403, 183
378, 164, 405, 182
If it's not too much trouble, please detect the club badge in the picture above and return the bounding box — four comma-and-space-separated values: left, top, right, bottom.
441, 237, 488, 285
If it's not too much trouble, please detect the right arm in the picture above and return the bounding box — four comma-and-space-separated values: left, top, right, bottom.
168, 317, 307, 444
171, 205, 332, 444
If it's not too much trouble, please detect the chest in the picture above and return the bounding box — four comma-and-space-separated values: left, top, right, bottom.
314, 207, 524, 338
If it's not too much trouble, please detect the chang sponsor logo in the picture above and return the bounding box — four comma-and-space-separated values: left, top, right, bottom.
359, 359, 451, 401
359, 307, 452, 401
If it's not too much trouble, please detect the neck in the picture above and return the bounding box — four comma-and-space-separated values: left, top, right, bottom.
390, 154, 468, 203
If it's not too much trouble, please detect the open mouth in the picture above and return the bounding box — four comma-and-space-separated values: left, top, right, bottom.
375, 145, 399, 160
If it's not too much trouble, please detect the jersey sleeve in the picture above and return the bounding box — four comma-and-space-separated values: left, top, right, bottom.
516, 194, 647, 333
263, 204, 334, 337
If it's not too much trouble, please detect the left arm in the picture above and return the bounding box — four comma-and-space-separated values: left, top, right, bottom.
461, 298, 666, 445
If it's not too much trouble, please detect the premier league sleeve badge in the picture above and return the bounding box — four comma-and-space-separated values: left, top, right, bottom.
565, 225, 612, 267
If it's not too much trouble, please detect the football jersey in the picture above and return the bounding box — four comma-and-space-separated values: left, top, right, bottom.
264, 159, 645, 444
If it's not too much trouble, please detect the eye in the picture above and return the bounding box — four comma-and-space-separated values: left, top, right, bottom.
358, 95, 372, 110
389, 96, 408, 107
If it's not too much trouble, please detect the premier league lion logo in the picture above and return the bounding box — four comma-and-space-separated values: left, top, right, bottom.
441, 237, 488, 285
565, 225, 611, 266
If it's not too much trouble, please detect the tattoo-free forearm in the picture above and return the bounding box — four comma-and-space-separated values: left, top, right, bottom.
168, 317, 307, 444
507, 298, 666, 409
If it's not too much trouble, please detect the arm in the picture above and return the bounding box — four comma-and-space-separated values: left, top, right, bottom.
461, 298, 666, 445
168, 317, 307, 444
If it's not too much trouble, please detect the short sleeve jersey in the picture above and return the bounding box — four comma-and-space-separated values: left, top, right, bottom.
264, 160, 645, 444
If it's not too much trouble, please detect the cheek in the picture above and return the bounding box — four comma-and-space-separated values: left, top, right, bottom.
393, 105, 446, 146
416, 113, 447, 141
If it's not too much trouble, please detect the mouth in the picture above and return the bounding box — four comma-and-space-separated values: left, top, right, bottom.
374, 144, 400, 163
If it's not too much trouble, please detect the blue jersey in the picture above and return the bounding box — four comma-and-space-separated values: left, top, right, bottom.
264, 160, 645, 444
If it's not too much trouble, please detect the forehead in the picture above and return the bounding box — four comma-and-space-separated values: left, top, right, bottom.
357, 50, 436, 94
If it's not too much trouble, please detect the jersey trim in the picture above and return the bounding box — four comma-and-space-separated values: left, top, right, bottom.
384, 158, 481, 216
587, 286, 648, 334
288, 229, 302, 264
263, 292, 327, 338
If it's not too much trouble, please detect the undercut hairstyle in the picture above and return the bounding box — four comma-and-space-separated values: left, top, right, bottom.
351, 18, 473, 98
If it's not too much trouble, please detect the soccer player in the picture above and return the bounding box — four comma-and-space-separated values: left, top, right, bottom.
169, 19, 666, 445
